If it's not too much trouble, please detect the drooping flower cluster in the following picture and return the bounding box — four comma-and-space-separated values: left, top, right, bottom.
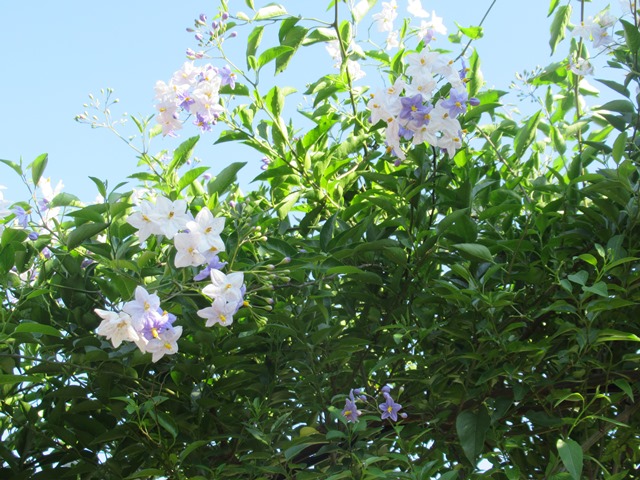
368, 50, 478, 162
95, 286, 182, 363
154, 61, 236, 136
340, 384, 406, 423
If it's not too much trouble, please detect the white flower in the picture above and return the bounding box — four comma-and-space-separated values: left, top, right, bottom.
149, 196, 192, 239
122, 285, 161, 329
569, 57, 594, 76
424, 10, 447, 35
373, 0, 398, 32
407, 0, 429, 18
127, 199, 163, 243
385, 30, 399, 50
145, 326, 182, 362
0, 186, 11, 218
186, 208, 226, 255
174, 232, 206, 268
171, 61, 202, 88
95, 309, 140, 348
202, 269, 245, 305
197, 296, 237, 327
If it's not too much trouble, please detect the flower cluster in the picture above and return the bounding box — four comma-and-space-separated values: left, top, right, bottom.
154, 61, 236, 136
371, 0, 445, 50
368, 51, 478, 162
341, 384, 406, 423
569, 8, 618, 76
95, 286, 182, 363
113, 195, 247, 362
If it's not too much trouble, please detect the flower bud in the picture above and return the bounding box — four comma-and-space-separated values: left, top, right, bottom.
282, 256, 291, 264
221, 12, 229, 20
229, 31, 237, 38
28, 231, 39, 241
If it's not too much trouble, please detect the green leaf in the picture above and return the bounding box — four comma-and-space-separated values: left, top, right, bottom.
275, 191, 301, 220
177, 166, 209, 193
456, 407, 490, 464
167, 136, 199, 174
596, 329, 640, 343
66, 222, 109, 250
548, 0, 560, 16
582, 281, 608, 298
246, 25, 265, 69
549, 5, 571, 54
452, 243, 494, 263
30, 153, 48, 187
89, 176, 108, 198
596, 100, 635, 114
0, 374, 41, 385
254, 4, 287, 20
456, 23, 483, 40
302, 28, 338, 46
514, 111, 541, 158
49, 192, 82, 208
207, 162, 246, 196
0, 158, 23, 176
257, 45, 294, 72
621, 19, 640, 53
468, 49, 483, 98
567, 270, 588, 286
276, 25, 307, 74
14, 322, 62, 337
612, 131, 627, 163
125, 469, 166, 479
614, 379, 634, 402
556, 438, 583, 480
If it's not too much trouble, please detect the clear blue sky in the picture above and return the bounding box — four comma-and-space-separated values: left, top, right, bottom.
0, 1, 618, 202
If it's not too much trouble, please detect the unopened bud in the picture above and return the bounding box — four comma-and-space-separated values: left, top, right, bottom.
221, 12, 229, 20
282, 256, 291, 264
266, 264, 275, 271
229, 31, 237, 38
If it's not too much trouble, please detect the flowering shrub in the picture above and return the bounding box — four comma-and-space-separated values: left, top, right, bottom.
2, 0, 640, 478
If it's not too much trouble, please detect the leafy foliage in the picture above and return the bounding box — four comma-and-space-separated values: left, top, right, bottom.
1, 1, 640, 479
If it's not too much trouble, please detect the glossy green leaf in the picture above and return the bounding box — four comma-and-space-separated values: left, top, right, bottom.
557, 438, 582, 480
207, 162, 246, 196
30, 153, 48, 187
456, 407, 490, 464
549, 5, 571, 54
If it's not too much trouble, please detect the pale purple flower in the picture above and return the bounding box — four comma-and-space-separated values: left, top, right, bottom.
379, 393, 402, 421
342, 397, 361, 422
13, 206, 29, 228
219, 65, 236, 89
138, 308, 176, 341
194, 255, 228, 281
28, 231, 39, 241
440, 89, 469, 117
399, 94, 424, 120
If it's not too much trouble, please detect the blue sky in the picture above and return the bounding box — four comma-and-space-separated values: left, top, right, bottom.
0, 1, 617, 202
